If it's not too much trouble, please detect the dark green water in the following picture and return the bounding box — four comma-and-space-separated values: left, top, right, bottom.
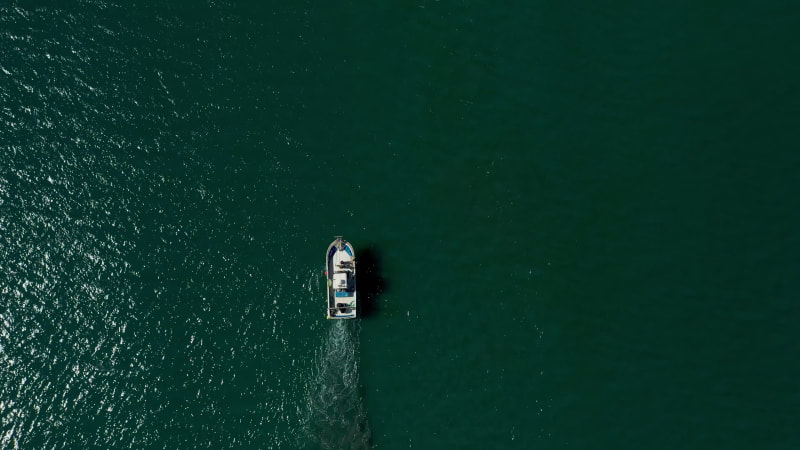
1, 1, 798, 448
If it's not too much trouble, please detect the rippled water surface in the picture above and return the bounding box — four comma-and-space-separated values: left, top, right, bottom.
1, 3, 326, 447
2, 1, 799, 449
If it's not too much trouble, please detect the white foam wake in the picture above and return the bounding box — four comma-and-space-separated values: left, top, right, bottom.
301, 320, 371, 449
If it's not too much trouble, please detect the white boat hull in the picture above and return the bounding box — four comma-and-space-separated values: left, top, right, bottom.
326, 237, 357, 319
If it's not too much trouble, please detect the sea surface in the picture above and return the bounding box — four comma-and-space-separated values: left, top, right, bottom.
1, 1, 798, 448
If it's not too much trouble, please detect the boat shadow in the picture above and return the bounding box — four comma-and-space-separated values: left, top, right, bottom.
357, 246, 387, 319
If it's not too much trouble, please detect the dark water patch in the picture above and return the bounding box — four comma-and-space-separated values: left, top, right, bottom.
355, 247, 387, 319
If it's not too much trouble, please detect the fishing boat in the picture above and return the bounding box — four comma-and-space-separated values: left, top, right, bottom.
326, 237, 357, 319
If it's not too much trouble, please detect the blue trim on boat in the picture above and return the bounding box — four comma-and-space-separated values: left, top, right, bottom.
344, 245, 353, 256
334, 291, 353, 298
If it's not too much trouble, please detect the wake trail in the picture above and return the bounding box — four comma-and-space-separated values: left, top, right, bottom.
301, 320, 371, 449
